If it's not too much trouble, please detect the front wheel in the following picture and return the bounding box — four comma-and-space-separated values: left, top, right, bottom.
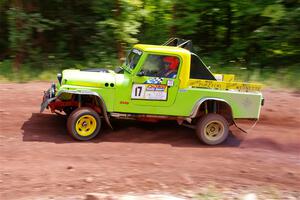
196, 113, 229, 145
67, 107, 101, 141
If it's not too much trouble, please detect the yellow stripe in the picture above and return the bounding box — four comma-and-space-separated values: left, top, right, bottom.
189, 79, 263, 92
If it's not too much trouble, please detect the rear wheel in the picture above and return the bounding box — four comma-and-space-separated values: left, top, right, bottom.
196, 113, 229, 145
67, 107, 101, 141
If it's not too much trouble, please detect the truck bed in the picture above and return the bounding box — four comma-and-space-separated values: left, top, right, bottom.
189, 74, 262, 92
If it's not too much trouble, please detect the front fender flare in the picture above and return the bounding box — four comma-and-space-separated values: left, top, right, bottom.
56, 90, 112, 129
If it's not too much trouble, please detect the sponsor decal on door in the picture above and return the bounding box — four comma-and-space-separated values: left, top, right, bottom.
131, 84, 168, 100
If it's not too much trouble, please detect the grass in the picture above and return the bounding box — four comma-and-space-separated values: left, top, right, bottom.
0, 59, 118, 82
212, 66, 300, 90
192, 185, 299, 200
194, 185, 224, 200
204, 56, 300, 90
0, 59, 299, 90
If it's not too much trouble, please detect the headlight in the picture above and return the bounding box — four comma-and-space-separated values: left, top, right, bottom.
57, 73, 62, 85
50, 83, 56, 98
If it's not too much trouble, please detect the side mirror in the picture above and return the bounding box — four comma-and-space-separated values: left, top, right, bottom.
137, 71, 145, 77
115, 66, 124, 73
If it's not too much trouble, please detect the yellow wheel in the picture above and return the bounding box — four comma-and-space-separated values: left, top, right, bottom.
75, 115, 97, 137
204, 121, 225, 141
196, 113, 229, 145
67, 107, 101, 141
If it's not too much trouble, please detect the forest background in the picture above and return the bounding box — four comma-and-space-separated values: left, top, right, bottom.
0, 0, 299, 88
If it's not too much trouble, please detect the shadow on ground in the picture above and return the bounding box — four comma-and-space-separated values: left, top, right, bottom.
22, 113, 242, 147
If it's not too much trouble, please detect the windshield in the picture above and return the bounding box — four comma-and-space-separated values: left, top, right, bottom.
140, 54, 180, 78
125, 48, 142, 72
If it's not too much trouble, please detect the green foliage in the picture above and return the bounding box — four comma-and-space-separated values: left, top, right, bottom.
95, 0, 145, 53
7, 8, 55, 49
262, 4, 286, 23
138, 0, 173, 44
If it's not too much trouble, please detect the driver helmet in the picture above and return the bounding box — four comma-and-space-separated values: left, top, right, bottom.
163, 56, 179, 70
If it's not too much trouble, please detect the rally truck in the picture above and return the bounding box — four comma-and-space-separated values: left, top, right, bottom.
41, 38, 264, 145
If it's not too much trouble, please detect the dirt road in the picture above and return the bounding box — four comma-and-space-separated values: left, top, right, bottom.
0, 82, 299, 199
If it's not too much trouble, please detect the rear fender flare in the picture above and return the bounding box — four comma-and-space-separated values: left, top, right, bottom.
190, 97, 233, 119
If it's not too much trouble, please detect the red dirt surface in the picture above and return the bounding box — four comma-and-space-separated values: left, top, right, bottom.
0, 82, 299, 199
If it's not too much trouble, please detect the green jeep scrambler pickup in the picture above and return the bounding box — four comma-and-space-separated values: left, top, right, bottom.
41, 38, 264, 145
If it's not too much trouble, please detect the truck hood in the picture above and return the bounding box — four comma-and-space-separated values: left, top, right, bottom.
61, 69, 116, 88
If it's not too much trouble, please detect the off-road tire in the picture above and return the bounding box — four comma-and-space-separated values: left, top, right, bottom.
67, 107, 101, 141
196, 113, 229, 145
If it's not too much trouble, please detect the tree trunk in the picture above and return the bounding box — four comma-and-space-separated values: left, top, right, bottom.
11, 0, 24, 71
117, 41, 125, 62
170, 2, 177, 38
28, 0, 46, 54
225, 1, 232, 48
115, 0, 124, 62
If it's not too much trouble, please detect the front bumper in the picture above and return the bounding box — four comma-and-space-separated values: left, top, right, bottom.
40, 83, 57, 113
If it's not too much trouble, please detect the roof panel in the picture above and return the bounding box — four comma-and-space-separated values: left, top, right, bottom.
134, 44, 190, 55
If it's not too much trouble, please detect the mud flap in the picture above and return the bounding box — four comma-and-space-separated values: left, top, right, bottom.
104, 112, 113, 129
233, 119, 259, 134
